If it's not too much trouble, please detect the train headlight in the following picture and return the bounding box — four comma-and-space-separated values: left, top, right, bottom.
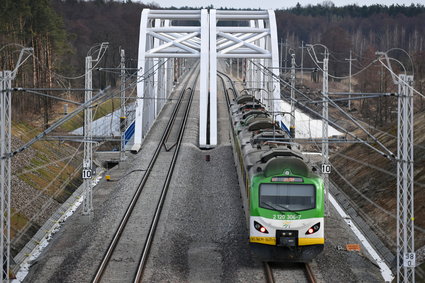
254, 221, 269, 234
305, 222, 320, 235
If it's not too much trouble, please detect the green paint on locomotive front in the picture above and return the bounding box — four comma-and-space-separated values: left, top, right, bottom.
249, 173, 324, 219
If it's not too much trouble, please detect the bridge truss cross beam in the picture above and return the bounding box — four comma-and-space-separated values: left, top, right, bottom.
133, 9, 281, 150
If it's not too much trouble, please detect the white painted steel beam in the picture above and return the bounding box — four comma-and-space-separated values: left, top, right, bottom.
149, 10, 201, 14
216, 14, 268, 20
217, 27, 270, 33
221, 47, 267, 54
148, 27, 201, 33
167, 34, 202, 50
209, 9, 218, 147
147, 15, 202, 20
145, 53, 201, 58
153, 19, 161, 119
217, 54, 272, 58
258, 20, 265, 93
216, 33, 247, 50
218, 32, 270, 54
133, 9, 149, 152
146, 32, 155, 130
199, 9, 209, 147
147, 32, 200, 54
216, 10, 269, 15
163, 20, 171, 112
267, 10, 281, 122
247, 20, 256, 92
218, 34, 269, 53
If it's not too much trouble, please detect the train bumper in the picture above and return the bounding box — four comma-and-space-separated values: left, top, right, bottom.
250, 243, 324, 262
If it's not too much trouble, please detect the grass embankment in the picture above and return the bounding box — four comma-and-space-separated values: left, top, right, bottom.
13, 122, 82, 193
59, 98, 121, 132
10, 122, 83, 238
10, 96, 121, 252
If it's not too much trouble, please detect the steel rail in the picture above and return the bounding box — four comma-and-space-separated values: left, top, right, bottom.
304, 263, 317, 283
133, 69, 199, 283
263, 262, 275, 283
91, 64, 199, 283
217, 71, 238, 108
264, 262, 317, 283
218, 75, 232, 109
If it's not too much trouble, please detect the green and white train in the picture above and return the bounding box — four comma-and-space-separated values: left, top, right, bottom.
229, 94, 325, 262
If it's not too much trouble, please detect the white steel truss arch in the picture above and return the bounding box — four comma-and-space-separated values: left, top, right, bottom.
133, 9, 280, 150
133, 9, 209, 152
209, 10, 281, 147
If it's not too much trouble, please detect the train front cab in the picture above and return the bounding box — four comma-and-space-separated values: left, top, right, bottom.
249, 173, 324, 262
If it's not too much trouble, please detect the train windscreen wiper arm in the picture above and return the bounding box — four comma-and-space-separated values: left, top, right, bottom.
274, 204, 300, 215
260, 201, 284, 214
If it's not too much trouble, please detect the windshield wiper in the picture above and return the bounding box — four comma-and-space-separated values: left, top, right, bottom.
260, 201, 300, 215
260, 201, 284, 214
274, 204, 300, 215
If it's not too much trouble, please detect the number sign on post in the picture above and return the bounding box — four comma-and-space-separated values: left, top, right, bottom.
322, 164, 331, 174
404, 253, 416, 267
82, 169, 92, 179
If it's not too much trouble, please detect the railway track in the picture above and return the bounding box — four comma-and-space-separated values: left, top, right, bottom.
92, 64, 199, 283
263, 262, 317, 283
217, 70, 238, 107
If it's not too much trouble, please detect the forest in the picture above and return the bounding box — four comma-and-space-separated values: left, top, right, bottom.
1, 0, 424, 128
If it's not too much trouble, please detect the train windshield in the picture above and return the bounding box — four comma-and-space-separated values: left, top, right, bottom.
259, 184, 316, 211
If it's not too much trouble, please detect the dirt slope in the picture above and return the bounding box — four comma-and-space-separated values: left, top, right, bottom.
330, 111, 425, 255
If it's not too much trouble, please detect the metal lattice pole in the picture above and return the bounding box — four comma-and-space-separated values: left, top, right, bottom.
0, 71, 12, 282
300, 41, 305, 85
120, 49, 126, 162
284, 38, 288, 72
279, 38, 283, 70
397, 74, 415, 283
321, 51, 330, 215
345, 50, 356, 111
82, 56, 93, 215
290, 54, 296, 138
81, 43, 108, 215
